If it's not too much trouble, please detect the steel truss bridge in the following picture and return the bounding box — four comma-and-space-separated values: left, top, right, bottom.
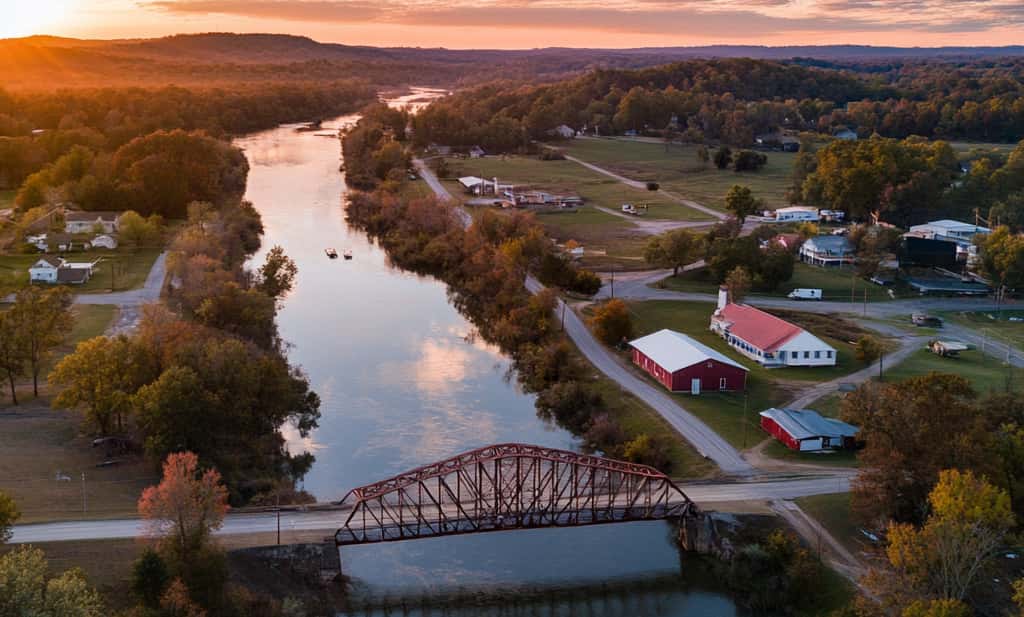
334, 443, 696, 547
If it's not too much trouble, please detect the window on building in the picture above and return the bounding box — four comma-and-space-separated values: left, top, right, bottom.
778, 351, 786, 359
719, 377, 727, 390
814, 351, 820, 359
803, 351, 810, 359
826, 351, 833, 358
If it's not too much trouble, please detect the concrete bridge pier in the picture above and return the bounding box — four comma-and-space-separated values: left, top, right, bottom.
677, 510, 735, 561
320, 538, 342, 584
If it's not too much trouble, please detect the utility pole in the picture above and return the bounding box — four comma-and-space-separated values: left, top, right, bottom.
276, 491, 281, 546
81, 473, 87, 514
863, 288, 867, 317
878, 351, 884, 382
741, 388, 749, 448
610, 266, 615, 299
560, 301, 566, 331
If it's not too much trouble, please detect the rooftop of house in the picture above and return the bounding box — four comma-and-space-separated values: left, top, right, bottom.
629, 329, 747, 373
33, 256, 64, 268
911, 219, 991, 234
804, 235, 854, 253
713, 303, 804, 353
65, 211, 120, 222
56, 267, 90, 284
760, 408, 858, 440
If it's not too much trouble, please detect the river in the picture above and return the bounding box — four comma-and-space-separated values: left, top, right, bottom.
236, 95, 741, 616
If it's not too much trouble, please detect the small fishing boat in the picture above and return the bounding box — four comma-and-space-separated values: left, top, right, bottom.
325, 248, 338, 259
343, 249, 353, 260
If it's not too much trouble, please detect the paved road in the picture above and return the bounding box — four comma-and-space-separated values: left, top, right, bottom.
9, 474, 850, 544
527, 276, 754, 476
73, 251, 168, 307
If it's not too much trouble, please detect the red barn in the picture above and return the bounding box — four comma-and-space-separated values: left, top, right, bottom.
759, 408, 858, 452
629, 329, 748, 394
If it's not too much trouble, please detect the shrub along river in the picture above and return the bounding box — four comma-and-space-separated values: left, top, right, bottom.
236, 93, 742, 615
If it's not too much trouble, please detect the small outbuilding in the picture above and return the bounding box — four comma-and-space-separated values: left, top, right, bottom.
629, 329, 748, 395
29, 256, 63, 283
759, 408, 859, 452
89, 234, 118, 250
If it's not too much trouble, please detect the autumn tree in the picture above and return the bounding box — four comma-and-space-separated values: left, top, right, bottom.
0, 311, 28, 405
0, 547, 105, 617
757, 244, 795, 291
714, 146, 733, 170
160, 578, 207, 617
882, 470, 1013, 605
725, 266, 752, 304
695, 144, 710, 168
256, 245, 298, 300
50, 335, 154, 434
118, 210, 164, 248
977, 225, 1024, 290
590, 299, 633, 346
139, 452, 229, 564
643, 228, 704, 276
844, 375, 995, 525
0, 490, 18, 543
854, 335, 882, 365
11, 286, 73, 397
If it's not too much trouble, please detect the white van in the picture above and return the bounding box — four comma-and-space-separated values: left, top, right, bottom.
787, 288, 822, 300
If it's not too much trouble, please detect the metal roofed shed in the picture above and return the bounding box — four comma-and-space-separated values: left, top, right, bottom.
629, 329, 748, 394
759, 408, 859, 452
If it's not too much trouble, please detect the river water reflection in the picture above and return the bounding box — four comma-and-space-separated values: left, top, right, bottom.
237, 99, 740, 615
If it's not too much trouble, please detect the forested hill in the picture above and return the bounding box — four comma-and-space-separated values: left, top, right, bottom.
5, 33, 1024, 90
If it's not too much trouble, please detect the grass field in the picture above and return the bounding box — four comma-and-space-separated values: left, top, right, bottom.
942, 309, 1024, 349
949, 141, 1020, 158
657, 262, 908, 302
794, 492, 869, 557
559, 138, 796, 211
620, 300, 861, 448
882, 347, 1019, 396
0, 248, 161, 293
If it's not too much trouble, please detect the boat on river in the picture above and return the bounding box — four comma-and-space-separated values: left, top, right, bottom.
325, 248, 338, 259
343, 249, 353, 260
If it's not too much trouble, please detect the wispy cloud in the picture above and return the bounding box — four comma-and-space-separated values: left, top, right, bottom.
143, 0, 1024, 36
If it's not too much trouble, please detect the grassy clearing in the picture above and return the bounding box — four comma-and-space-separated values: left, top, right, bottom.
794, 492, 868, 557
560, 138, 795, 211
807, 392, 844, 418
656, 262, 909, 302
0, 247, 161, 293
620, 300, 860, 448
762, 439, 859, 467
949, 141, 1020, 158
882, 347, 1020, 396
0, 401, 156, 524
942, 309, 1024, 349
445, 155, 712, 222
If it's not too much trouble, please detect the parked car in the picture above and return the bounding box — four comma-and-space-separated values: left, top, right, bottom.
787, 288, 823, 300
912, 312, 943, 327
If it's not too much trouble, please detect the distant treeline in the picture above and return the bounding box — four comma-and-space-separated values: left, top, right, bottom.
0, 82, 375, 218
412, 58, 1024, 151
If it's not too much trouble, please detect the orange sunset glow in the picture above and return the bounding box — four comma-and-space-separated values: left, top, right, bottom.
12, 0, 1024, 47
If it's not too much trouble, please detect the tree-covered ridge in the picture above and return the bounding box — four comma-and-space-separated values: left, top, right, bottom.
413, 57, 1024, 151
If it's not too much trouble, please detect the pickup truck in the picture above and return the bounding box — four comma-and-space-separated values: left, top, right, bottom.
621, 204, 637, 215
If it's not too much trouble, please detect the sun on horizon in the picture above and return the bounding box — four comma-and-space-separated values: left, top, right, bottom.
3, 0, 78, 39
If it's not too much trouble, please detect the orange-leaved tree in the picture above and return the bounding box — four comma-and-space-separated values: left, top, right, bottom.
139, 452, 229, 563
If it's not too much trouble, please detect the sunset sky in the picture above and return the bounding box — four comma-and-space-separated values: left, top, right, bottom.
9, 0, 1024, 48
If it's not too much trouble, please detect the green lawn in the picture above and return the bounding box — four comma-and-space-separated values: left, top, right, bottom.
806, 392, 844, 418
882, 347, 1019, 396
560, 138, 796, 211
942, 309, 1024, 350
446, 155, 712, 222
656, 262, 909, 302
794, 492, 869, 557
622, 300, 861, 448
0, 248, 161, 293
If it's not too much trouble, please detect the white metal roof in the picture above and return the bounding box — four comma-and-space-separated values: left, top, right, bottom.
458, 176, 485, 188
776, 206, 818, 214
911, 219, 991, 234
629, 329, 748, 373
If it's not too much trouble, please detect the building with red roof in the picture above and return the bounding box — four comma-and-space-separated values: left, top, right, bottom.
709, 287, 836, 368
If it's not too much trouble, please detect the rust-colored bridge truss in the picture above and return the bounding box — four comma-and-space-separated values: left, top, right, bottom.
334, 443, 696, 546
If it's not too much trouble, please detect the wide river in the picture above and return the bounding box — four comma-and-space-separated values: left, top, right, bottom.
236, 94, 741, 615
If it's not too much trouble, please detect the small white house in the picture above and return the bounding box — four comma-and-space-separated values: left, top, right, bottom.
909, 220, 990, 246
833, 128, 858, 141
774, 207, 820, 223
800, 235, 855, 267
65, 211, 121, 234
89, 234, 118, 250
29, 256, 63, 283
468, 146, 486, 159
552, 125, 575, 139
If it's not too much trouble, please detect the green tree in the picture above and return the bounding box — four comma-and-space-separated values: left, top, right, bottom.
758, 244, 795, 291
256, 245, 298, 300
695, 144, 710, 169
118, 210, 163, 248
589, 299, 633, 346
0, 547, 105, 617
643, 229, 704, 276
854, 335, 882, 365
11, 286, 73, 397
724, 185, 763, 224
131, 547, 170, 609
977, 225, 1024, 290
0, 310, 29, 405
621, 434, 672, 471
0, 490, 19, 543
714, 146, 733, 170
725, 266, 752, 304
